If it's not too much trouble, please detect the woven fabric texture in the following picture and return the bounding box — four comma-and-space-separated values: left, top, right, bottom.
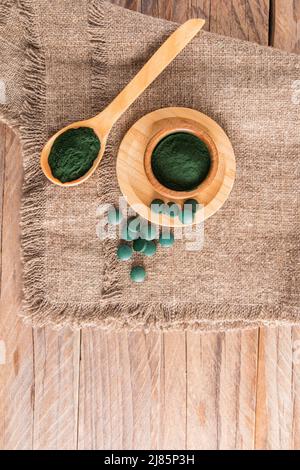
0, 0, 299, 330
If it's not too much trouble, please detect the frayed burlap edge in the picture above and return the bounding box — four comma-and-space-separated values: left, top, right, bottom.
19, 299, 300, 332
19, 0, 300, 331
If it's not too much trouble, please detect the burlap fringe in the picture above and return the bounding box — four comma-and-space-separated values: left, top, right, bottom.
0, 0, 19, 129
18, 0, 299, 331
19, 0, 49, 326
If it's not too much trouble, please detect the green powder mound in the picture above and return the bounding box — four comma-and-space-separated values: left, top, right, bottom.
151, 132, 211, 191
48, 127, 101, 183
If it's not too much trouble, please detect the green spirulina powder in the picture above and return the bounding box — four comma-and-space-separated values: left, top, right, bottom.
151, 132, 211, 191
48, 127, 100, 183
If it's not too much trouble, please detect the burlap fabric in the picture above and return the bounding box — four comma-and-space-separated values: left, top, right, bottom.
0, 0, 299, 330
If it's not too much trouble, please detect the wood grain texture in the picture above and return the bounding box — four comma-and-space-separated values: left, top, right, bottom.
113, 0, 141, 10
0, 126, 34, 450
142, 0, 210, 28
255, 327, 296, 449
0, 124, 4, 286
78, 331, 163, 450
272, 0, 300, 52
187, 331, 258, 449
161, 332, 186, 450
210, 0, 270, 45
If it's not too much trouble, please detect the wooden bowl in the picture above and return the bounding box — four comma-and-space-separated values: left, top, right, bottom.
116, 107, 236, 227
144, 119, 219, 200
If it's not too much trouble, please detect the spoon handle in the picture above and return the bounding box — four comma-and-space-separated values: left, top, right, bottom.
98, 19, 205, 131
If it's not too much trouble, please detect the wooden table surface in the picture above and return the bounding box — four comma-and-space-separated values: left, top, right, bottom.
0, 0, 299, 450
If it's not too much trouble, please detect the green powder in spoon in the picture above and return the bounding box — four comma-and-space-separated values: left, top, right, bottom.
48, 127, 100, 183
151, 132, 211, 192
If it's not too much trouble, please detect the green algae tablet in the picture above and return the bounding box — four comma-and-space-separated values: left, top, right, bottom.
179, 207, 194, 225
117, 245, 133, 261
108, 207, 123, 225
151, 199, 164, 214
133, 238, 147, 253
144, 241, 157, 257
140, 223, 157, 241
151, 132, 211, 192
165, 202, 180, 218
159, 232, 174, 248
130, 266, 146, 283
184, 199, 199, 214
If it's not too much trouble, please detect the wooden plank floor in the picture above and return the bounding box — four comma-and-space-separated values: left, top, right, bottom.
0, 0, 299, 450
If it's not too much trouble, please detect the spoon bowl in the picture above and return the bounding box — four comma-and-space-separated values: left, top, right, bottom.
40, 116, 109, 186
40, 19, 205, 186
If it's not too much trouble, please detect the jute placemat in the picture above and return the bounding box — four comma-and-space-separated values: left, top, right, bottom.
0, 0, 299, 330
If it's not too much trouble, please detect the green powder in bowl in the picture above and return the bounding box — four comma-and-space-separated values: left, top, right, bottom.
48, 127, 100, 183
151, 132, 211, 192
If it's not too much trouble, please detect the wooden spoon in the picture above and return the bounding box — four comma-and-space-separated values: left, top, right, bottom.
40, 19, 205, 186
